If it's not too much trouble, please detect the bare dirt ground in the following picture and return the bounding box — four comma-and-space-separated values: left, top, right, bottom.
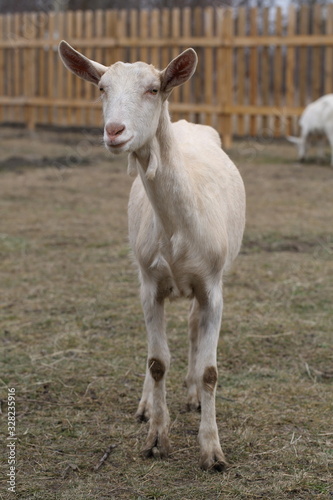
0, 126, 332, 499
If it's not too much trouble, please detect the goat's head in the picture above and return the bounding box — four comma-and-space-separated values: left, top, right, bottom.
58, 41, 198, 155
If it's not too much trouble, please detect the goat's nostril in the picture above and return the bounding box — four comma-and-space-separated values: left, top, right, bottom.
105, 123, 126, 140
116, 126, 125, 136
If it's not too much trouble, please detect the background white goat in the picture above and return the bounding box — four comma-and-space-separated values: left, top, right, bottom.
59, 41, 246, 471
287, 93, 333, 166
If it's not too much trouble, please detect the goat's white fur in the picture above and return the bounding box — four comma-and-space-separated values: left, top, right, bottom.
59, 40, 246, 471
287, 94, 333, 166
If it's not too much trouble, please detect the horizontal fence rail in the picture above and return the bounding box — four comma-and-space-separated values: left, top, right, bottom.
1, 5, 333, 146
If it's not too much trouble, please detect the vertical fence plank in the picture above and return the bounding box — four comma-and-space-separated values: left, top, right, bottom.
218, 8, 233, 148
325, 5, 333, 95
66, 10, 75, 126
37, 11, 47, 125
150, 9, 159, 68
5, 14, 10, 122
273, 7, 283, 136
286, 5, 296, 135
116, 9, 125, 63
84, 10, 93, 126
30, 12, 38, 130
21, 12, 27, 125
299, 6, 309, 109
225, 8, 233, 147
95, 9, 103, 66
13, 13, 21, 123
94, 9, 104, 126
129, 9, 138, 63
48, 12, 56, 126
4, 14, 12, 122
216, 8, 224, 143
161, 8, 170, 71
0, 15, 4, 123
105, 10, 117, 65
139, 9, 149, 65
312, 4, 322, 101
171, 8, 181, 122
261, 7, 270, 135
236, 7, 246, 136
204, 6, 214, 126
73, 10, 83, 125
249, 7, 258, 137
23, 12, 35, 129
56, 10, 65, 126
193, 7, 203, 125
118, 10, 127, 63
182, 7, 192, 122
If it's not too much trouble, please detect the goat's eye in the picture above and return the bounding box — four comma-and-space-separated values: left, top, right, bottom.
99, 87, 104, 92
147, 88, 159, 95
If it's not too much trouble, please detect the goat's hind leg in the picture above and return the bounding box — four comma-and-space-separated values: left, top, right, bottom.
137, 282, 171, 459
136, 365, 153, 422
196, 285, 227, 471
185, 299, 201, 411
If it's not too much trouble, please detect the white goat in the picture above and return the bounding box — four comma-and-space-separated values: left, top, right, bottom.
287, 94, 333, 166
59, 41, 246, 471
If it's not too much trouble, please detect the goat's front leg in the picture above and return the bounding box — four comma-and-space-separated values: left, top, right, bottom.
137, 282, 171, 459
196, 285, 227, 472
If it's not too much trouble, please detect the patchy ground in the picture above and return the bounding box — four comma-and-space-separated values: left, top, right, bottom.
0, 126, 332, 499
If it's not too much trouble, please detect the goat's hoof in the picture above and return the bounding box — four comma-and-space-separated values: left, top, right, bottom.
199, 451, 228, 472
142, 434, 171, 460
186, 388, 201, 412
186, 401, 201, 413
135, 410, 149, 423
135, 402, 151, 422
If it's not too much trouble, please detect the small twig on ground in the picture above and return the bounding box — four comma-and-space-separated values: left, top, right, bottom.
93, 444, 117, 471
62, 463, 79, 479
301, 356, 333, 381
304, 361, 316, 382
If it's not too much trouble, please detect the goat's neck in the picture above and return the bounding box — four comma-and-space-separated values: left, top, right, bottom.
133, 103, 194, 238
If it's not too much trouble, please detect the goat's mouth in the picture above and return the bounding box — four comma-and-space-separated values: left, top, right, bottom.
105, 136, 133, 152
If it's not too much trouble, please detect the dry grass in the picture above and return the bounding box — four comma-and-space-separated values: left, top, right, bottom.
0, 127, 332, 499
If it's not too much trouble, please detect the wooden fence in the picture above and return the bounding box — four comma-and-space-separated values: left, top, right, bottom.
1, 5, 333, 147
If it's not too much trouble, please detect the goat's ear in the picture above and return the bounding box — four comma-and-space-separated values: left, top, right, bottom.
160, 48, 198, 93
58, 40, 107, 85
